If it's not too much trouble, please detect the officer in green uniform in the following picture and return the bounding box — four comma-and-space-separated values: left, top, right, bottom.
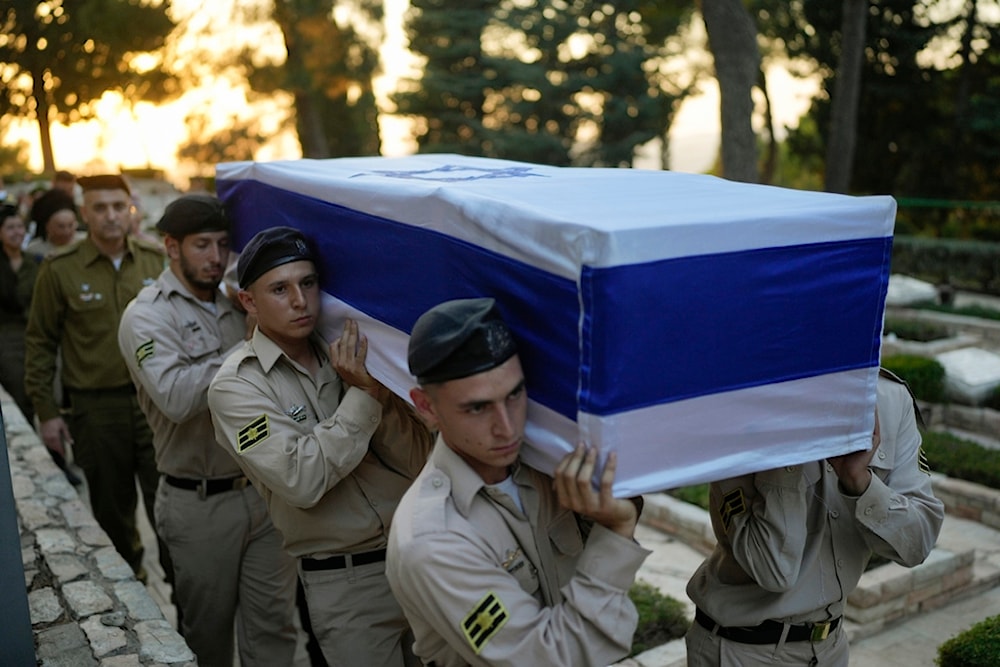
25, 174, 167, 580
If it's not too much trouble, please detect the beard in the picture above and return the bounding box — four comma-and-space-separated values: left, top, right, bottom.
180, 255, 222, 295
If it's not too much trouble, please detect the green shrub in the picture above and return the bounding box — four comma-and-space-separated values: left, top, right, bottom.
881, 354, 946, 402
629, 580, 689, 656
937, 613, 1000, 666
923, 431, 1000, 488
669, 484, 710, 510
884, 317, 951, 342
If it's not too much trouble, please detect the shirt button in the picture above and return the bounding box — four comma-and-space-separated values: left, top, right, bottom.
864, 507, 873, 516
878, 451, 887, 460
369, 415, 378, 423
432, 479, 443, 488
830, 510, 839, 519
826, 463, 834, 472
785, 466, 797, 473
837, 559, 844, 568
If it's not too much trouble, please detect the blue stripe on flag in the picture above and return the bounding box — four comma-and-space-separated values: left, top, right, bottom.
579, 237, 891, 415
219, 178, 890, 421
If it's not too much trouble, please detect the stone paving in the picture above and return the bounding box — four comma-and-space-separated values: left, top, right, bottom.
4, 397, 194, 666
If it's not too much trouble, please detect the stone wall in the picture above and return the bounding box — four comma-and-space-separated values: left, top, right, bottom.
3, 390, 194, 666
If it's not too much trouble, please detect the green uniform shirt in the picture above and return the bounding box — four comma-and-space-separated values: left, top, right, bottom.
0, 252, 39, 331
25, 235, 166, 421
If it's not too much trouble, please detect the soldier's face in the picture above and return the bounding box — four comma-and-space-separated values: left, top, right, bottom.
171, 231, 230, 298
239, 260, 320, 345
410, 356, 527, 484
82, 189, 131, 245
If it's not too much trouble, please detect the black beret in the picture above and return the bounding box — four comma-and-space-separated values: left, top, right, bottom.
237, 226, 316, 289
78, 174, 130, 194
30, 189, 77, 230
408, 297, 518, 384
156, 194, 229, 237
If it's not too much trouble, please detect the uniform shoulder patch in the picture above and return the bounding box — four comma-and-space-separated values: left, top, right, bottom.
918, 447, 932, 475
462, 591, 508, 654
237, 415, 270, 452
135, 340, 155, 368
720, 487, 747, 532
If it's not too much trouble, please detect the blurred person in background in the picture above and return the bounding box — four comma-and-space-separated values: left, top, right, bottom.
25, 174, 167, 581
26, 189, 81, 262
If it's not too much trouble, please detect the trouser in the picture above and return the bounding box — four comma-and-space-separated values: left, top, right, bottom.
685, 613, 849, 666
298, 556, 420, 667
155, 478, 298, 667
67, 388, 167, 579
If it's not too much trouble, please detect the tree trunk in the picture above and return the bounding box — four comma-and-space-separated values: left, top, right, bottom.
824, 0, 868, 194
701, 0, 760, 183
32, 70, 56, 174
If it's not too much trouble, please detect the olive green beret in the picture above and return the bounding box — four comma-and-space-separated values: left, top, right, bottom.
408, 297, 518, 384
237, 226, 316, 289
156, 194, 229, 238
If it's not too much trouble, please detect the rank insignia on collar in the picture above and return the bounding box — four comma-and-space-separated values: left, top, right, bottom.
237, 415, 270, 452
135, 340, 154, 367
720, 487, 747, 532
285, 405, 307, 422
462, 592, 508, 654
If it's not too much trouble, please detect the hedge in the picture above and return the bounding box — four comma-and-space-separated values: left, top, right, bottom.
937, 614, 1000, 667
881, 354, 946, 403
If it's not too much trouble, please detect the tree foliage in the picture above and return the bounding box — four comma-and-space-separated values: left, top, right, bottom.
0, 0, 176, 173
755, 0, 1000, 201
396, 0, 695, 167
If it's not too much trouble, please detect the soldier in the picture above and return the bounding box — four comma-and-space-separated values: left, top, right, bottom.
25, 174, 166, 580
386, 297, 651, 666
208, 226, 434, 666
685, 370, 945, 666
118, 195, 298, 666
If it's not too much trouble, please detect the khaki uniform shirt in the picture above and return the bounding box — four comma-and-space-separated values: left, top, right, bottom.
207, 328, 433, 557
118, 268, 246, 478
687, 376, 945, 626
386, 438, 651, 667
25, 236, 166, 420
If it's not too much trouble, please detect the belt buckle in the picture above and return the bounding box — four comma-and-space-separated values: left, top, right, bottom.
233, 477, 249, 491
810, 621, 831, 642
197, 480, 208, 501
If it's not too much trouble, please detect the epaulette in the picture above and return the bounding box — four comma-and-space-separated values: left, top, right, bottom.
131, 237, 166, 255
879, 366, 925, 429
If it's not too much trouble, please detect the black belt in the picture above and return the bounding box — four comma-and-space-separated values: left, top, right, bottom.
301, 548, 387, 572
165, 475, 250, 498
67, 384, 136, 396
695, 608, 840, 645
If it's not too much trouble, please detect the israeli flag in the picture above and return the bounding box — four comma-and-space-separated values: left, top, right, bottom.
216, 155, 894, 496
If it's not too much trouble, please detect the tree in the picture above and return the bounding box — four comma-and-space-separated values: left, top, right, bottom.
700, 0, 761, 183
823, 0, 867, 193
0, 0, 176, 174
396, 0, 694, 167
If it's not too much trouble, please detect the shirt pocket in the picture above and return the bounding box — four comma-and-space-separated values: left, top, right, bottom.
502, 544, 540, 597
548, 510, 584, 558
181, 326, 220, 359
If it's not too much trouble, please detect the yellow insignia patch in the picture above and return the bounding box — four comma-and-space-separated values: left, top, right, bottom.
918, 447, 931, 475
237, 415, 270, 452
135, 340, 155, 368
462, 592, 508, 654
720, 487, 747, 532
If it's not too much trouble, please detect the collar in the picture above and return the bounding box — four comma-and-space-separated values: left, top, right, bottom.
430, 436, 527, 518
79, 234, 139, 267
160, 268, 237, 316
250, 327, 328, 375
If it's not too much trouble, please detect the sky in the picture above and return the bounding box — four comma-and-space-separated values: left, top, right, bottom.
7, 2, 817, 189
